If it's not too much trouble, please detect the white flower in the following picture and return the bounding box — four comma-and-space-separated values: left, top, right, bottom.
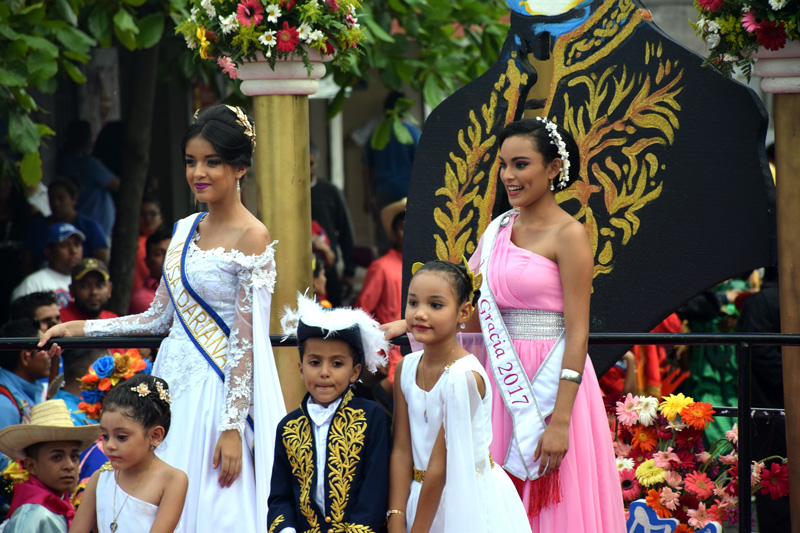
617, 457, 635, 471
190, 6, 200, 23
667, 418, 687, 431
298, 22, 313, 43
769, 0, 788, 9
259, 30, 277, 47
706, 33, 721, 49
266, 4, 281, 23
706, 20, 721, 33
200, 0, 216, 19
637, 397, 659, 427
309, 29, 325, 42
723, 53, 738, 62
219, 13, 239, 35
185, 31, 198, 49
741, 5, 751, 13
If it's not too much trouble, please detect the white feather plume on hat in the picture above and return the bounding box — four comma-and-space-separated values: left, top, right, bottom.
281, 292, 389, 374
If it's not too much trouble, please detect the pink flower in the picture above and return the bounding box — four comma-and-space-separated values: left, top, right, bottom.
751, 460, 765, 486
237, 0, 263, 27
685, 471, 715, 500
741, 11, 760, 33
217, 56, 239, 79
653, 448, 679, 469
697, 0, 723, 11
664, 470, 683, 488
616, 393, 640, 426
687, 502, 712, 529
660, 486, 680, 511
719, 453, 738, 466
614, 441, 632, 458
326, 0, 339, 10
696, 451, 712, 464
619, 468, 642, 501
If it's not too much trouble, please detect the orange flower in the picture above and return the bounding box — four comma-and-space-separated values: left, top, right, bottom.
97, 378, 112, 392
646, 489, 672, 519
81, 373, 99, 386
631, 425, 658, 452
680, 402, 715, 430
674, 525, 696, 533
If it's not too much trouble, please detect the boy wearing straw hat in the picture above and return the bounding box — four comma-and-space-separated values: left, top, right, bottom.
0, 399, 99, 532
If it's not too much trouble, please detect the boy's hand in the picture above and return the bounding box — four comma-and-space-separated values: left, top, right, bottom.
213, 429, 242, 487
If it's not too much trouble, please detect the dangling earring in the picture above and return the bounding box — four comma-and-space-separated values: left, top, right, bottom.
549, 180, 555, 191
459, 323, 466, 330
237, 179, 241, 199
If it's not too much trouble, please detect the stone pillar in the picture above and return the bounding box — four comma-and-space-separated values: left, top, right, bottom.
754, 41, 800, 533
238, 51, 327, 410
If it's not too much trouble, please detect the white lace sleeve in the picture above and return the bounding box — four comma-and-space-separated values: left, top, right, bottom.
218, 244, 278, 436
84, 279, 174, 336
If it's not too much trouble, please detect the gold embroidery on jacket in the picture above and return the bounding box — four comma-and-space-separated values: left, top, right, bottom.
283, 417, 319, 532
331, 524, 375, 533
327, 390, 368, 525
268, 515, 285, 533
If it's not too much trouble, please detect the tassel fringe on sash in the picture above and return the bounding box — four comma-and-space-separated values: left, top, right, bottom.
512, 471, 562, 518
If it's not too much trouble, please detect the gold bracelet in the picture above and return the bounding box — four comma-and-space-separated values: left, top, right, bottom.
386, 510, 406, 518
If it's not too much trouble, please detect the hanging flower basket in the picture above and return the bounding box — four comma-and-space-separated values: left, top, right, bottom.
176, 0, 363, 80
690, 0, 800, 79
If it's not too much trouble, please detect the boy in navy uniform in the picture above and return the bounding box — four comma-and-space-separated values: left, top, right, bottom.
268, 295, 391, 533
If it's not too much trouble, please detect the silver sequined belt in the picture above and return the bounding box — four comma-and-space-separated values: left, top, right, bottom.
499, 309, 565, 340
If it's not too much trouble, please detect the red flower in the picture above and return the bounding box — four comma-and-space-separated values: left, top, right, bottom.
97, 377, 112, 392
236, 0, 264, 27
276, 21, 300, 52
760, 462, 789, 499
674, 450, 697, 472
674, 525, 696, 533
81, 373, 99, 385
697, 0, 723, 11
323, 39, 335, 56
619, 469, 641, 501
326, 0, 339, 10
755, 21, 787, 52
684, 471, 715, 500
673, 493, 699, 524
675, 427, 702, 449
280, 0, 296, 10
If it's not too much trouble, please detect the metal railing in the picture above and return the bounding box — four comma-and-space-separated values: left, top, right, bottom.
4, 332, 800, 531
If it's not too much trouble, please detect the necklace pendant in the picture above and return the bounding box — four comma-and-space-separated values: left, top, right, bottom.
424, 409, 428, 423
110, 521, 118, 532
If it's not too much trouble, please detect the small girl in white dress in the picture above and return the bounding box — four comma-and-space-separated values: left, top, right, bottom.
69, 375, 188, 533
387, 260, 529, 532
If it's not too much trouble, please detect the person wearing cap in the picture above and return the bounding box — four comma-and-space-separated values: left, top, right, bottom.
268, 294, 391, 533
354, 198, 406, 412
0, 399, 99, 532
60, 258, 117, 324
11, 223, 85, 309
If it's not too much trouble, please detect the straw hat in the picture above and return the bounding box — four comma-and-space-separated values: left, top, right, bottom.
0, 400, 100, 461
380, 198, 407, 238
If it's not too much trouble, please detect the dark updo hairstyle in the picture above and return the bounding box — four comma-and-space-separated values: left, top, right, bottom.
182, 105, 254, 168
102, 374, 172, 437
412, 260, 480, 307
497, 118, 581, 191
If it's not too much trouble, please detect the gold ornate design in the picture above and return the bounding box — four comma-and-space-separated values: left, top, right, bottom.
412, 467, 426, 482
434, 52, 529, 263
282, 416, 319, 532
560, 0, 639, 69
331, 524, 374, 532
326, 390, 367, 525
268, 515, 285, 533
546, 35, 684, 279
99, 462, 114, 472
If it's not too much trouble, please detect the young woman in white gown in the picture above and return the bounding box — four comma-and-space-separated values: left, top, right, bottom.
41, 105, 286, 532
387, 260, 529, 533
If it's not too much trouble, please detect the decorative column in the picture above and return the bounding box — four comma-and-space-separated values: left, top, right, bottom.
238, 51, 327, 410
754, 41, 800, 533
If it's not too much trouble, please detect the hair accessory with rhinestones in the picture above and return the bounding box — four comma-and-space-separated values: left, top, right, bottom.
535, 116, 570, 189
155, 382, 172, 404
131, 383, 150, 397
225, 105, 256, 148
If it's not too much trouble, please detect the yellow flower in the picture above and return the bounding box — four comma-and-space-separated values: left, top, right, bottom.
658, 393, 694, 421
635, 459, 665, 487
2, 461, 30, 485
197, 27, 211, 59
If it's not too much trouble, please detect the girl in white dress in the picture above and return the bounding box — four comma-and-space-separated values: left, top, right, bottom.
70, 374, 188, 533
387, 260, 529, 533
41, 105, 286, 532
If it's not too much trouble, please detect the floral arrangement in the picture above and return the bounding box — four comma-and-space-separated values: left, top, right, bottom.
77, 349, 151, 420
176, 0, 364, 79
612, 392, 789, 531
691, 0, 800, 78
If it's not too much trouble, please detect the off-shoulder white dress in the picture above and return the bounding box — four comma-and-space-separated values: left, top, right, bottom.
85, 219, 285, 532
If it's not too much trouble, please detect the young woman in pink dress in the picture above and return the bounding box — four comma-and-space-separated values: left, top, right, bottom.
384, 117, 625, 532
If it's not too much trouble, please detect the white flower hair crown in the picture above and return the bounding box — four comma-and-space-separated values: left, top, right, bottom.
536, 116, 571, 190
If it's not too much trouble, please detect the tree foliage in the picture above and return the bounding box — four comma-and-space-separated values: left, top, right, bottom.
331, 0, 510, 147
0, 0, 179, 184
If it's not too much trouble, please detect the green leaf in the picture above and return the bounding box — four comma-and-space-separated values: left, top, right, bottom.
123, 0, 148, 6
8, 113, 41, 154
11, 87, 37, 111
36, 123, 55, 138
327, 88, 346, 120
27, 51, 59, 85
18, 151, 42, 187
63, 50, 91, 64
370, 117, 393, 150
115, 26, 138, 50
55, 26, 96, 54
54, 0, 77, 26
37, 76, 57, 94
113, 8, 139, 35
18, 34, 58, 57
363, 15, 394, 43
392, 117, 413, 145
0, 25, 19, 39
423, 74, 443, 109
17, 2, 43, 16
0, 66, 26, 87
87, 8, 112, 48
61, 59, 86, 83
136, 13, 164, 49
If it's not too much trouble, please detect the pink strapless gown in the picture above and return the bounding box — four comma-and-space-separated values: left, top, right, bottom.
469, 214, 625, 532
